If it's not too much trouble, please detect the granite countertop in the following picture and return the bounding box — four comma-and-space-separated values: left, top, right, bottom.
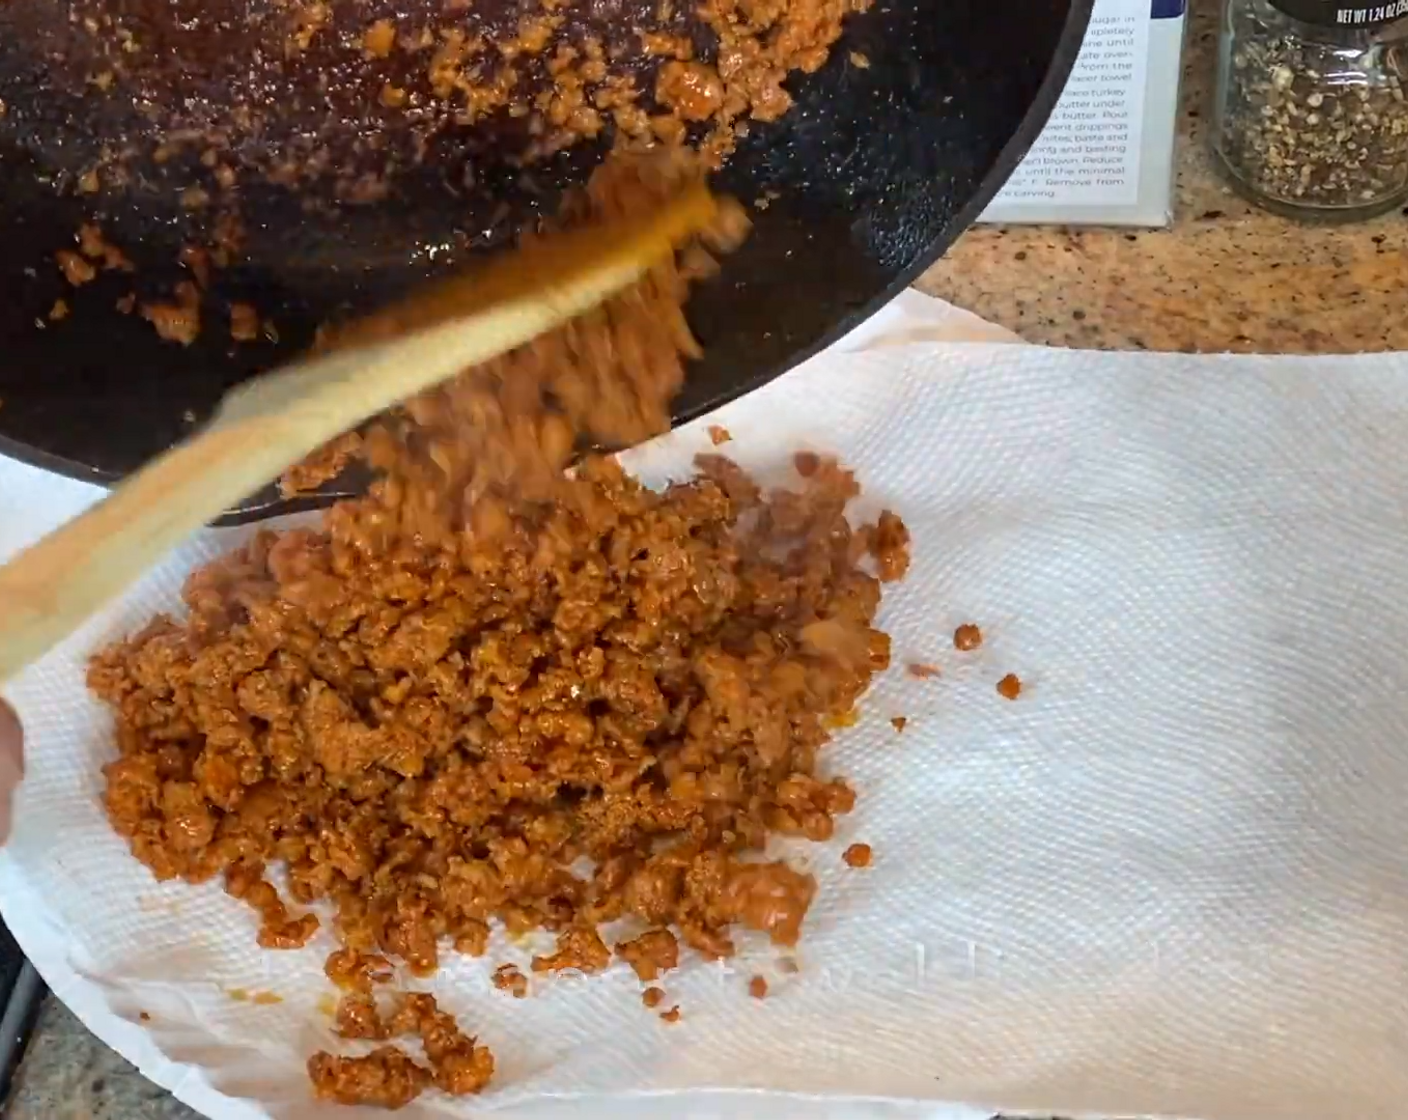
921, 0, 1408, 354
4, 999, 198, 1120
5, 1, 1403, 1117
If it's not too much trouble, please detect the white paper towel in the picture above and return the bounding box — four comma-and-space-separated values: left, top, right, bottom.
5, 291, 1408, 1120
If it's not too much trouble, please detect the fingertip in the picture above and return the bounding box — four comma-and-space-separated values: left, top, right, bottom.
0, 697, 22, 773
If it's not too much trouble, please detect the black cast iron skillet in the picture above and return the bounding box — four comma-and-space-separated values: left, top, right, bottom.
0, 0, 1092, 524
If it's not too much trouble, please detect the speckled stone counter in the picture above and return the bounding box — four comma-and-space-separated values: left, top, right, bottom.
7, 3, 1406, 1119
920, 0, 1408, 354
4, 998, 198, 1120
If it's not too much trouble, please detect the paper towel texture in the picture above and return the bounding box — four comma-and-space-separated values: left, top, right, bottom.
3, 305, 1408, 1120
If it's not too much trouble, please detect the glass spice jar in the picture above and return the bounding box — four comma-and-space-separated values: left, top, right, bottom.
1212, 0, 1408, 221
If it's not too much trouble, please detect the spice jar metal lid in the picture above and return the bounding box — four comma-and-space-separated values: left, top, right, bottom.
1267, 0, 1408, 26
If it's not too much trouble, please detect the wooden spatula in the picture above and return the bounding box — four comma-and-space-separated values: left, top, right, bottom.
0, 183, 722, 685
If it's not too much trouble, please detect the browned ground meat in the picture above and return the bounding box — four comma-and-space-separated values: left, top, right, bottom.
310, 993, 494, 1104
88, 154, 909, 1110
308, 1048, 430, 1108
325, 948, 393, 992
953, 623, 982, 652
139, 281, 202, 346
842, 842, 871, 868
867, 510, 911, 583
278, 432, 365, 499
20, 0, 859, 348
292, 152, 749, 505
77, 223, 133, 272
616, 928, 679, 981
334, 993, 389, 1040
56, 250, 97, 287
389, 994, 496, 1095
492, 963, 529, 998
14, 0, 871, 209
531, 925, 611, 975
229, 302, 261, 342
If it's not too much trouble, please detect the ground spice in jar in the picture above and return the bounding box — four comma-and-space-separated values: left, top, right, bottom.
1213, 0, 1408, 219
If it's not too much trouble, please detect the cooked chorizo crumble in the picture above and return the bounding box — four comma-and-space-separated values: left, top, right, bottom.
841, 842, 871, 868
953, 623, 982, 652
310, 992, 494, 1104
9, 0, 870, 338
8, 0, 873, 209
492, 963, 529, 998
88, 157, 910, 1109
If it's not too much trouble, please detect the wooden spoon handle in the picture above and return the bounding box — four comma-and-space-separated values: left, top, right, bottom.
0, 184, 722, 685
